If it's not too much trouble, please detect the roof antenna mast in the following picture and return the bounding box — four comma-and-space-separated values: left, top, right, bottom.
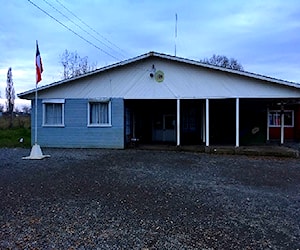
175, 13, 178, 56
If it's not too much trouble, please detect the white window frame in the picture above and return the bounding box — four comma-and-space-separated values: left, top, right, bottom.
88, 99, 112, 127
268, 110, 294, 128
42, 99, 65, 127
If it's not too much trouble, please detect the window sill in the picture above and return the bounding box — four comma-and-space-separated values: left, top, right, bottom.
88, 124, 112, 128
42, 124, 65, 128
269, 126, 294, 128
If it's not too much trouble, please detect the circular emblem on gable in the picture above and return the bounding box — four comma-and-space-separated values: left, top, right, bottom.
155, 70, 164, 83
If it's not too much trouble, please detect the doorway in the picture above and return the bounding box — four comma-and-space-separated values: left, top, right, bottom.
152, 114, 176, 142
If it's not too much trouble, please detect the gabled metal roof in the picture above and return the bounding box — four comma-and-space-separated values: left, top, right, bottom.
18, 51, 300, 99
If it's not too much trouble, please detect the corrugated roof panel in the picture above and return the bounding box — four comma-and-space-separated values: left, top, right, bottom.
18, 52, 300, 100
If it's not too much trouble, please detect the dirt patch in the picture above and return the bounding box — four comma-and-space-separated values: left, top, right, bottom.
0, 148, 299, 249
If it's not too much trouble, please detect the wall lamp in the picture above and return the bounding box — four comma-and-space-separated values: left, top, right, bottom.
150, 64, 156, 78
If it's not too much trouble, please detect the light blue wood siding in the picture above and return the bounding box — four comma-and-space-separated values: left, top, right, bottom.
31, 98, 124, 148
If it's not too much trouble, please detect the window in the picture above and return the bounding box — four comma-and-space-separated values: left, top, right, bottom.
269, 110, 294, 127
43, 99, 65, 126
88, 100, 111, 126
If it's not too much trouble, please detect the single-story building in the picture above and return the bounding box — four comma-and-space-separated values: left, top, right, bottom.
18, 51, 300, 148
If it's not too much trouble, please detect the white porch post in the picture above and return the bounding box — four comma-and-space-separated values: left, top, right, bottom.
205, 98, 209, 146
132, 112, 136, 138
177, 99, 180, 146
236, 98, 240, 147
280, 105, 284, 145
202, 101, 206, 143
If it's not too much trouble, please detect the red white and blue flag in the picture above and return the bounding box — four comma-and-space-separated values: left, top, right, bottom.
36, 41, 43, 84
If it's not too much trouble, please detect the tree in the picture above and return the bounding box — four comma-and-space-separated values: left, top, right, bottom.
200, 54, 244, 71
60, 49, 97, 79
5, 67, 15, 127
21, 105, 31, 114
6, 67, 15, 113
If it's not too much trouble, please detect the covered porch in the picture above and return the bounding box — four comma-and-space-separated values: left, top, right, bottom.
124, 98, 300, 147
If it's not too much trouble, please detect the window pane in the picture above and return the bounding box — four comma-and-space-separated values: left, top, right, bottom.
90, 103, 99, 123
269, 113, 273, 126
45, 103, 62, 125
100, 103, 109, 124
90, 102, 109, 125
284, 112, 293, 126
269, 110, 293, 127
274, 113, 280, 126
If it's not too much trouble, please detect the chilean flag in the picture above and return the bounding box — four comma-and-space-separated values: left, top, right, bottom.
36, 41, 43, 84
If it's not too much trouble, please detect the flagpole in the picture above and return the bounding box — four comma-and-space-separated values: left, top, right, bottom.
34, 39, 40, 145
22, 40, 50, 159
35, 82, 38, 144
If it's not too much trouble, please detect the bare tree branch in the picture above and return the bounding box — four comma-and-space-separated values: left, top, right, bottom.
60, 50, 97, 79
201, 54, 244, 71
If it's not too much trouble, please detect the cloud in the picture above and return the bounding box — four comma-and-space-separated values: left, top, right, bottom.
1, 0, 300, 99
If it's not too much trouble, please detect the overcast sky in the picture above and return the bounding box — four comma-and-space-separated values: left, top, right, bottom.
1, 0, 300, 105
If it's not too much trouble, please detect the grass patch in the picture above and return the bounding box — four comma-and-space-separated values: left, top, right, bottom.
0, 115, 31, 148
0, 128, 31, 148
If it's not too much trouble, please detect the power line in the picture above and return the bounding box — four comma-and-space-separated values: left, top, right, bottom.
42, 0, 126, 59
27, 0, 120, 61
54, 0, 128, 58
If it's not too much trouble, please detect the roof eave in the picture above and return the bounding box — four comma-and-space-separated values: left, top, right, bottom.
150, 52, 300, 88
17, 51, 300, 99
18, 52, 154, 99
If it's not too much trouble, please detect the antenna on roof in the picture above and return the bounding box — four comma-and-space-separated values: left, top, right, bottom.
175, 13, 178, 57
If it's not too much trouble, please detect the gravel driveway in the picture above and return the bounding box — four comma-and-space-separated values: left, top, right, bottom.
0, 148, 299, 249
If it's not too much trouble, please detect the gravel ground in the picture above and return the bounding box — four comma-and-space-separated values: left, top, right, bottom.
0, 148, 299, 249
